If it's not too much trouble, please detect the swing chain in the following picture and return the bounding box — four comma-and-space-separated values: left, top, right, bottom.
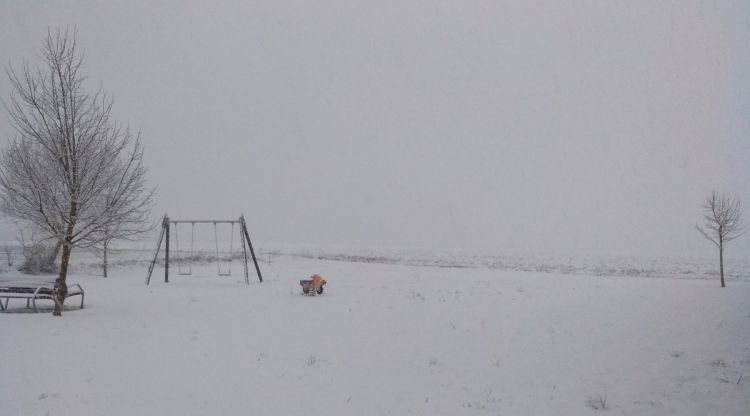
175, 222, 195, 275
213, 222, 234, 276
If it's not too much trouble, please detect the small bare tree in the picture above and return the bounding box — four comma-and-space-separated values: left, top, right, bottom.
3, 245, 13, 267
91, 215, 154, 278
88, 141, 156, 278
88, 226, 116, 278
0, 28, 154, 315
696, 192, 746, 287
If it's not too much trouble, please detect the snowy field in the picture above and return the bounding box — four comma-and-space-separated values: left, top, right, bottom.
1, 250, 749, 415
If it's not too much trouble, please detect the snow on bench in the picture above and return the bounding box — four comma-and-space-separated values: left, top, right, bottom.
0, 279, 84, 312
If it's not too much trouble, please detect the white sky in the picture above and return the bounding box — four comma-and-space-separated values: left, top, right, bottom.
0, 1, 748, 257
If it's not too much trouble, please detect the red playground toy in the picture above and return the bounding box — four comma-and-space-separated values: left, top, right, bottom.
300, 274, 326, 296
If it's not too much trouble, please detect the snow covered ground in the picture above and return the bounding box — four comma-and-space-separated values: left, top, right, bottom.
1, 250, 749, 415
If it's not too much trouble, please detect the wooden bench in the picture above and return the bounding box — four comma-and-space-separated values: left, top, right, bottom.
0, 281, 84, 312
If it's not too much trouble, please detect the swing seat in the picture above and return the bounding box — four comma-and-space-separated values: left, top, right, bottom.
177, 222, 233, 277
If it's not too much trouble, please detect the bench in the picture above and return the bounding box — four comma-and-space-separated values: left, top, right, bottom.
0, 281, 84, 312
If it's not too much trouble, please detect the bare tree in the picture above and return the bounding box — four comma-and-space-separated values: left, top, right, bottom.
88, 140, 156, 278
0, 28, 154, 315
88, 227, 115, 278
3, 245, 13, 267
91, 214, 154, 278
696, 192, 746, 287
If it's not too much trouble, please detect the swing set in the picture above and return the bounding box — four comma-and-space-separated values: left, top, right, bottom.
145, 214, 263, 285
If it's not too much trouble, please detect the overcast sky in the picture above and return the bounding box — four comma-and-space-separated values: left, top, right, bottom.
0, 1, 748, 257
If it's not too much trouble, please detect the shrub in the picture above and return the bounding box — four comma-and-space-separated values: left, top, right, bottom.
19, 241, 57, 274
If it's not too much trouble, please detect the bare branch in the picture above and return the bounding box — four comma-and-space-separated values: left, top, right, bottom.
695, 224, 719, 248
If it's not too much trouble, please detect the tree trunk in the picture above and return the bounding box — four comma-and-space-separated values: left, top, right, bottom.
55, 197, 77, 316
103, 239, 108, 278
48, 239, 63, 264
53, 238, 72, 316
719, 240, 725, 288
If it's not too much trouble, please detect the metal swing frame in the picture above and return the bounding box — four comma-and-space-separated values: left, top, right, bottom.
145, 214, 263, 285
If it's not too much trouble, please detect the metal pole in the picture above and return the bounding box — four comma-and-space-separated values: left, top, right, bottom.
239, 217, 249, 285
167, 220, 241, 224
164, 216, 170, 283
145, 215, 167, 285
240, 214, 263, 282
